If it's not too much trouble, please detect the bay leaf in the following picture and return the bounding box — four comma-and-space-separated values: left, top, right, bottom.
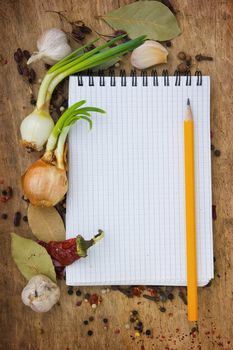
28, 204, 65, 243
100, 1, 181, 41
11, 233, 56, 282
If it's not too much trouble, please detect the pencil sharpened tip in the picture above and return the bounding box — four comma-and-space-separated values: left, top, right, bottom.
187, 98, 190, 105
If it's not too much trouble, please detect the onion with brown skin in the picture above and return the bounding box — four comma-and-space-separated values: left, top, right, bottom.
22, 159, 68, 207
21, 101, 105, 207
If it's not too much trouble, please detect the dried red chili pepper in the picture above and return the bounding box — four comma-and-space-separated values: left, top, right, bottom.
38, 230, 104, 267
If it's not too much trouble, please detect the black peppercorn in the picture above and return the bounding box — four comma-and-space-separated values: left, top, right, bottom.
83, 320, 89, 325
67, 287, 74, 295
2, 190, 7, 196
23, 215, 28, 222
14, 211, 21, 227
103, 318, 108, 324
214, 149, 221, 157
146, 329, 151, 336
84, 293, 90, 300
87, 330, 93, 336
165, 41, 172, 47
1, 213, 8, 220
159, 306, 166, 313
132, 310, 138, 316
167, 293, 174, 300
76, 289, 81, 296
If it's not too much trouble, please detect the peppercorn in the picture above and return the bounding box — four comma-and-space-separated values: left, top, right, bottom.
1, 190, 7, 196
22, 66, 29, 77
30, 96, 37, 106
214, 149, 221, 157
76, 289, 81, 296
165, 41, 172, 47
167, 293, 174, 300
14, 211, 21, 227
28, 68, 36, 83
130, 317, 136, 323
146, 329, 151, 336
103, 318, 108, 324
67, 287, 74, 295
1, 213, 8, 220
83, 320, 89, 325
84, 293, 90, 300
159, 291, 167, 302
23, 50, 31, 60
17, 64, 23, 75
89, 316, 94, 322
23, 215, 28, 222
177, 62, 188, 74
159, 306, 166, 313
177, 51, 186, 60
132, 310, 138, 316
87, 330, 93, 336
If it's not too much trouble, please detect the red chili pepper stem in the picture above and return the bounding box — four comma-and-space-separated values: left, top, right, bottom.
77, 229, 104, 257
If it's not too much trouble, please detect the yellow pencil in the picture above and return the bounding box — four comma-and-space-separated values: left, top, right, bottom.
184, 98, 198, 321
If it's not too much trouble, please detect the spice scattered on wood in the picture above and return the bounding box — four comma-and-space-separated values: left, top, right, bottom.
1, 213, 8, 220
67, 286, 74, 295
83, 320, 89, 325
177, 51, 186, 60
195, 54, 213, 61
212, 205, 217, 221
87, 330, 93, 336
76, 289, 81, 296
214, 149, 221, 157
14, 211, 21, 227
89, 316, 94, 322
159, 306, 166, 313
23, 215, 28, 222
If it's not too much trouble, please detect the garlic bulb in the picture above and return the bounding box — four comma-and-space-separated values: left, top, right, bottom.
131, 40, 168, 69
22, 159, 68, 207
21, 275, 60, 313
27, 28, 72, 65
20, 108, 54, 151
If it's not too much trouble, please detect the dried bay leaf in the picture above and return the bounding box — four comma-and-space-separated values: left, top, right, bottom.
100, 1, 181, 41
11, 233, 56, 282
28, 204, 65, 243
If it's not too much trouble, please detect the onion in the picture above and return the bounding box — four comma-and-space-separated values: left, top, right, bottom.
22, 101, 105, 207
22, 159, 68, 207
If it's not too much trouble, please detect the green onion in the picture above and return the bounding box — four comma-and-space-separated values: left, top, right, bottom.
20, 35, 146, 151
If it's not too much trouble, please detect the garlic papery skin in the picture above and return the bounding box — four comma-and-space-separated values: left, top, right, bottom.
21, 275, 60, 313
20, 109, 54, 151
130, 40, 168, 69
22, 159, 68, 207
27, 28, 72, 65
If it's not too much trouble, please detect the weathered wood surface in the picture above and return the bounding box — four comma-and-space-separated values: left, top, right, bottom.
0, 0, 232, 349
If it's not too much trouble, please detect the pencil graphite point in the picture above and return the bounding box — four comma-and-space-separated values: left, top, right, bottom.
187, 98, 190, 105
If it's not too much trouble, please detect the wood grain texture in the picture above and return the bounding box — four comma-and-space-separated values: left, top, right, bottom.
0, 0, 232, 349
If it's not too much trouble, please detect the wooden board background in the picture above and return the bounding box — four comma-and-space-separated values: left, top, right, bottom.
0, 0, 232, 349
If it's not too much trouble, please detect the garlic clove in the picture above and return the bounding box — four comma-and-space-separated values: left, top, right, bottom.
27, 28, 72, 65
21, 275, 60, 313
130, 40, 168, 70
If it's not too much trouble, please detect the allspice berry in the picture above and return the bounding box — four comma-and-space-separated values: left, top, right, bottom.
177, 62, 188, 73
177, 51, 186, 60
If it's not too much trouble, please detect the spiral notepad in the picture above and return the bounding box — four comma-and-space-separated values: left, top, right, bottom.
66, 70, 213, 286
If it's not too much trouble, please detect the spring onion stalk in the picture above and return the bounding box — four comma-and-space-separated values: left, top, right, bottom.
22, 102, 105, 207
20, 35, 146, 151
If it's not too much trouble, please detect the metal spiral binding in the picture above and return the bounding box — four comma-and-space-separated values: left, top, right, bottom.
162, 69, 169, 86
195, 71, 202, 86
151, 69, 158, 86
120, 69, 127, 86
186, 70, 191, 86
109, 69, 116, 86
79, 69, 203, 86
98, 70, 105, 86
174, 70, 181, 86
141, 70, 148, 86
87, 70, 94, 86
130, 69, 137, 86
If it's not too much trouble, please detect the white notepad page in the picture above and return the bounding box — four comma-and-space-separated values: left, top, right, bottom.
66, 75, 213, 286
